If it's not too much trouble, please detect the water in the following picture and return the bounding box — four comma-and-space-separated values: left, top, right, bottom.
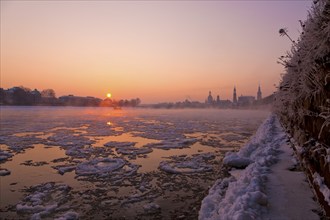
0, 106, 269, 219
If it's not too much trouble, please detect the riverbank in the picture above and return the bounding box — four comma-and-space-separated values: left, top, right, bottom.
274, 0, 330, 215
199, 114, 326, 219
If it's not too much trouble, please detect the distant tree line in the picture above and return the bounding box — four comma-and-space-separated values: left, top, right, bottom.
0, 86, 141, 107
100, 97, 141, 108
0, 87, 58, 105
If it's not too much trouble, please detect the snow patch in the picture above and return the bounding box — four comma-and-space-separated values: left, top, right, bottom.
313, 172, 330, 206
199, 115, 286, 220
54, 211, 79, 220
143, 203, 160, 212
223, 153, 252, 169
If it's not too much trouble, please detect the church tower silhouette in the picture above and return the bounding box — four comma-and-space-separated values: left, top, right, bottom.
233, 86, 237, 103
257, 84, 262, 101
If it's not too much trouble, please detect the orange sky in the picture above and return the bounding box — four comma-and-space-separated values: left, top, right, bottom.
0, 1, 311, 103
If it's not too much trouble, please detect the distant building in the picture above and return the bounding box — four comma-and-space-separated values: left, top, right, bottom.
232, 85, 262, 106
217, 99, 232, 108
257, 84, 262, 101
205, 84, 262, 108
216, 95, 220, 104
206, 91, 214, 105
233, 86, 237, 104
238, 95, 255, 105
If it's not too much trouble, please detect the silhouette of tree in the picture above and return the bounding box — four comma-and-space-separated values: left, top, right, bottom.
41, 89, 56, 98
12, 87, 33, 105
0, 88, 6, 104
31, 89, 42, 104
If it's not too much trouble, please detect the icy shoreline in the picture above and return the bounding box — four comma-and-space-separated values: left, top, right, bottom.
199, 114, 321, 220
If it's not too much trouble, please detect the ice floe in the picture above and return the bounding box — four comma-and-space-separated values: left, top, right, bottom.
75, 157, 140, 182
116, 146, 153, 156
16, 182, 75, 219
64, 145, 112, 158
52, 164, 76, 175
20, 160, 48, 166
104, 141, 136, 148
0, 135, 43, 153
86, 121, 123, 136
46, 131, 94, 147
144, 138, 198, 150
76, 158, 126, 176
0, 149, 13, 162
0, 168, 11, 176
159, 153, 214, 174
104, 141, 153, 156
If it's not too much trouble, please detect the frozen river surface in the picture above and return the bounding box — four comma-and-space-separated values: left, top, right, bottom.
0, 107, 268, 219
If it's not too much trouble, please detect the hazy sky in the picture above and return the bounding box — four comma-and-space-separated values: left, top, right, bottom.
1, 1, 311, 103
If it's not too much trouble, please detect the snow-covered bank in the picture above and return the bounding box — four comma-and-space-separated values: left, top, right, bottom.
199, 114, 322, 220
274, 0, 330, 214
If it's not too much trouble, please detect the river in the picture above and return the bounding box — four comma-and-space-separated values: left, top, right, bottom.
0, 106, 269, 219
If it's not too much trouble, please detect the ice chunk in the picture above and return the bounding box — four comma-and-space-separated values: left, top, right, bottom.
76, 158, 126, 176
144, 138, 197, 150
1, 135, 43, 153
104, 141, 136, 148
104, 139, 152, 156
0, 149, 13, 162
65, 145, 97, 158
52, 164, 76, 175
16, 182, 73, 219
0, 168, 11, 176
159, 153, 214, 174
47, 132, 94, 147
116, 146, 152, 155
223, 152, 252, 169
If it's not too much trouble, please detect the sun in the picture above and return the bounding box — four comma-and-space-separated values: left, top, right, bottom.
106, 93, 112, 98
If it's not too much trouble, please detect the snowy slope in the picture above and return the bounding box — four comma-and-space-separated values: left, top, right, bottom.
199, 115, 320, 220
